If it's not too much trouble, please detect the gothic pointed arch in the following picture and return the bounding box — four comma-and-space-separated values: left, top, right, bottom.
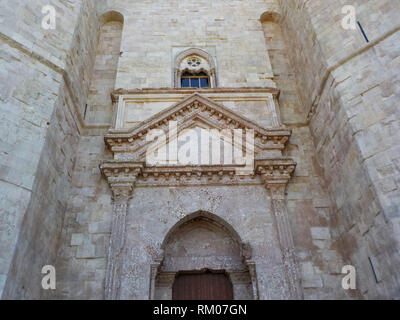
151, 211, 258, 300
174, 48, 217, 88
161, 210, 244, 252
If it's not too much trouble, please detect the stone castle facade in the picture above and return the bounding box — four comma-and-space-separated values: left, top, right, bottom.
0, 0, 399, 299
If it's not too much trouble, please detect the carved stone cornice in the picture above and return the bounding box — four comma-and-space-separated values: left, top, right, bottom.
111, 87, 281, 101
100, 159, 296, 187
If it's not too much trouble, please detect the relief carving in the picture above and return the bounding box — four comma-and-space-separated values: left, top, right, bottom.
266, 182, 303, 300
104, 170, 143, 300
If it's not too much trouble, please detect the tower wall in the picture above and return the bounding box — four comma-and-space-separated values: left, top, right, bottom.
0, 0, 399, 300
279, 0, 400, 299
0, 0, 100, 298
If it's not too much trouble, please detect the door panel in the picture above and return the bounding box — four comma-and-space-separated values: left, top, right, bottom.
172, 271, 233, 300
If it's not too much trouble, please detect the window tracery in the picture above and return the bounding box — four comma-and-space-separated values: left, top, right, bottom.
174, 49, 217, 88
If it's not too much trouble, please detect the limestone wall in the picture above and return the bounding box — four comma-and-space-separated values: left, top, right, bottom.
0, 43, 65, 297
52, 134, 112, 299
86, 18, 123, 126
1, 0, 398, 300
0, 0, 78, 297
96, 0, 276, 90
258, 0, 352, 299
27, 0, 351, 300
279, 0, 400, 299
0, 0, 100, 298
261, 11, 306, 124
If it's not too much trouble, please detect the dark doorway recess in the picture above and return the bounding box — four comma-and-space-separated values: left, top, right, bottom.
172, 269, 233, 300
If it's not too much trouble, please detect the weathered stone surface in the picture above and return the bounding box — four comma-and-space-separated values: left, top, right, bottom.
0, 0, 399, 300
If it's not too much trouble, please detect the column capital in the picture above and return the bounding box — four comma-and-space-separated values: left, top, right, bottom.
110, 183, 135, 201
241, 242, 253, 262
266, 182, 287, 200
101, 162, 144, 201
255, 159, 296, 201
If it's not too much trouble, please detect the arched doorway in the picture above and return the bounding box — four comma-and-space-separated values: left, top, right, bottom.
172, 269, 233, 300
152, 211, 257, 300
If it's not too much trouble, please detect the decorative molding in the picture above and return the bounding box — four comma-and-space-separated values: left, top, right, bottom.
107, 93, 289, 136
174, 48, 217, 72
174, 48, 217, 88
257, 159, 296, 181
111, 87, 281, 101
101, 163, 144, 187
101, 159, 296, 187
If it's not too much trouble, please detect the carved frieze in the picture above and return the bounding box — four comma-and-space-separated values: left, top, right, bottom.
101, 160, 296, 187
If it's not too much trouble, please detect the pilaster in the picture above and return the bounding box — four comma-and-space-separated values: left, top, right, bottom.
103, 165, 143, 300
267, 182, 302, 300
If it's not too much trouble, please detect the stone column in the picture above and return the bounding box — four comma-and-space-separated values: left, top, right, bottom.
242, 243, 259, 300
270, 94, 283, 127
101, 163, 144, 300
105, 183, 134, 300
174, 69, 180, 88
267, 183, 303, 300
149, 249, 164, 300
247, 262, 259, 300
210, 68, 217, 88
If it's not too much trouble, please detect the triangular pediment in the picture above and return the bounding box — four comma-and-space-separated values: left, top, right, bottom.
105, 93, 292, 159
101, 93, 296, 184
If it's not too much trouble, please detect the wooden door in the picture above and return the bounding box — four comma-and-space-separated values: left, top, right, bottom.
172, 270, 233, 300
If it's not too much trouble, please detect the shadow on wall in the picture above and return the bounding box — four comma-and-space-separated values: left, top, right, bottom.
86, 11, 124, 125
